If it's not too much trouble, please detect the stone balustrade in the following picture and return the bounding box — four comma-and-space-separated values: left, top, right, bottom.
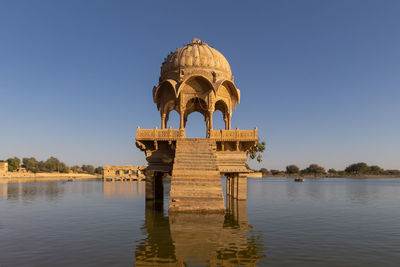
136, 127, 258, 142
209, 128, 258, 141
136, 127, 185, 140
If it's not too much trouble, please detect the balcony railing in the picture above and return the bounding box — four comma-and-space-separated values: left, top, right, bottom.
136, 127, 258, 141
136, 127, 185, 140
209, 128, 258, 141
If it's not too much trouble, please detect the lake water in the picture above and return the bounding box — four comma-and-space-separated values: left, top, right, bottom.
0, 178, 399, 266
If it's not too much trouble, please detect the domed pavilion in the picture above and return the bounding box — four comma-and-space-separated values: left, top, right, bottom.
153, 38, 240, 134
136, 39, 260, 212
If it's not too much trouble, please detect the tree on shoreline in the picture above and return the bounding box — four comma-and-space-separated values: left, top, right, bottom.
81, 165, 95, 174
37, 157, 69, 173
328, 168, 337, 175
22, 157, 39, 173
286, 165, 300, 174
259, 168, 270, 176
301, 164, 326, 176
345, 162, 369, 175
7, 157, 20, 172
270, 169, 280, 175
369, 165, 384, 175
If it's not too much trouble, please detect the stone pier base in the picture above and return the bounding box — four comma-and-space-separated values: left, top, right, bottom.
145, 171, 164, 201
226, 174, 247, 200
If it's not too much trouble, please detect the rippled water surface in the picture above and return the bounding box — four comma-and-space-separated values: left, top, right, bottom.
1, 178, 400, 266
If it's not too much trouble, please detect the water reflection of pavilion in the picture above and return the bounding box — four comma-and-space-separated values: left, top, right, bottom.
135, 198, 265, 266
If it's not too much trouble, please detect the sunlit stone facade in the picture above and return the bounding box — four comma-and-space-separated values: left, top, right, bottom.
0, 162, 8, 177
136, 39, 260, 212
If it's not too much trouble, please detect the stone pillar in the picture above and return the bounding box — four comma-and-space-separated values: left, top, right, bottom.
228, 113, 232, 130
179, 109, 185, 129
145, 171, 164, 201
226, 194, 248, 225
161, 113, 166, 129
226, 176, 231, 197
145, 171, 155, 200
209, 109, 214, 131
238, 174, 247, 200
227, 174, 247, 200
154, 172, 164, 200
145, 172, 154, 199
224, 115, 228, 130
229, 175, 238, 199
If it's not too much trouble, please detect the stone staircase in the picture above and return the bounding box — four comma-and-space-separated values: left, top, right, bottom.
169, 138, 225, 212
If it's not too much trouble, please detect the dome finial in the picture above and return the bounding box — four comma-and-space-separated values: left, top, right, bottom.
191, 38, 202, 44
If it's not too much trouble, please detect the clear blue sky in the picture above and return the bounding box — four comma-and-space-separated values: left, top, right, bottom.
1, 0, 399, 170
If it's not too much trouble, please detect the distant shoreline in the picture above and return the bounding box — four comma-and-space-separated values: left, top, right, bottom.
0, 172, 99, 183
261, 174, 400, 179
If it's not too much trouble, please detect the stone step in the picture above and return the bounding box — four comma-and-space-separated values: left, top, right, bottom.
173, 168, 219, 172
174, 157, 217, 165
173, 167, 219, 171
170, 191, 223, 197
169, 198, 224, 205
173, 163, 218, 168
171, 179, 222, 184
174, 157, 216, 160
170, 191, 223, 198
176, 143, 215, 146
175, 150, 216, 154
175, 154, 216, 158
174, 156, 216, 161
176, 145, 215, 148
172, 170, 220, 175
175, 142, 215, 146
170, 182, 222, 188
177, 139, 216, 142
169, 198, 225, 212
170, 138, 223, 212
175, 154, 215, 158
175, 151, 215, 155
173, 161, 217, 165
171, 177, 221, 184
169, 205, 225, 212
175, 146, 216, 149
170, 185, 222, 191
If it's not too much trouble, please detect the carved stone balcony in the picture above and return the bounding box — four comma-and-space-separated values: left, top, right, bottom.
136, 127, 185, 141
209, 128, 258, 142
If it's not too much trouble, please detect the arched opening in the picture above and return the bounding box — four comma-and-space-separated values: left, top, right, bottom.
154, 80, 176, 110
184, 97, 209, 137
178, 76, 214, 98
185, 112, 207, 138
213, 110, 225, 130
166, 110, 180, 129
215, 99, 229, 130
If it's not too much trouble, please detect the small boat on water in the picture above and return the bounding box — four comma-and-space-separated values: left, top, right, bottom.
294, 177, 305, 182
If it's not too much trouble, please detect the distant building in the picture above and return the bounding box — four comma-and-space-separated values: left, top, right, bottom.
0, 162, 8, 176
103, 165, 146, 180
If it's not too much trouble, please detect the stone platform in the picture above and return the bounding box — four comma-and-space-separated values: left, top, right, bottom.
136, 128, 257, 212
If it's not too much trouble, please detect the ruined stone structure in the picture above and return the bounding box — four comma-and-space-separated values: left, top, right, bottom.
103, 165, 146, 181
136, 39, 260, 212
0, 162, 8, 177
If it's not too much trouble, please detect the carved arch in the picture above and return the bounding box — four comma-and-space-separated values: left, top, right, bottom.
215, 99, 229, 116
153, 79, 177, 110
176, 75, 216, 97
215, 79, 240, 109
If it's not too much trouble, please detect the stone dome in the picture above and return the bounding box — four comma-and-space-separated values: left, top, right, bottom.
160, 39, 232, 82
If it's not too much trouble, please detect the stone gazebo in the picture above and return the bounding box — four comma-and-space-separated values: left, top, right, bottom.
136, 39, 259, 212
